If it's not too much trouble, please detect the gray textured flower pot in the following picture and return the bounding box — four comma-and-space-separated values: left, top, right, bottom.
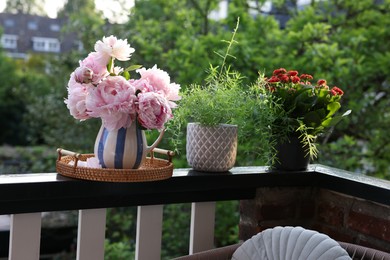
186, 123, 238, 172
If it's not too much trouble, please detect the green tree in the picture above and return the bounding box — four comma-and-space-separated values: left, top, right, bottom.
275, 0, 390, 178
59, 0, 106, 51
57, 0, 90, 17
127, 0, 224, 85
4, 0, 45, 15
0, 52, 27, 144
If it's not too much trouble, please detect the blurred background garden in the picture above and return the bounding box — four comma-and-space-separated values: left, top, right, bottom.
0, 0, 389, 258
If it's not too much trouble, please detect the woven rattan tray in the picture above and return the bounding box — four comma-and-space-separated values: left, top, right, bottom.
56, 148, 174, 182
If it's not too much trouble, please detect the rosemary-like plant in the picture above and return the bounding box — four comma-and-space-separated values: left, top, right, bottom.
177, 18, 243, 127
168, 18, 273, 164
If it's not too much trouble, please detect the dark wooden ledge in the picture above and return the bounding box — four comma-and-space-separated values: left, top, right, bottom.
0, 164, 388, 215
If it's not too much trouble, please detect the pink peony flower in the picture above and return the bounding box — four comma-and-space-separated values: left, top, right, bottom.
74, 66, 93, 84
137, 92, 173, 130
131, 78, 154, 94
66, 36, 179, 132
94, 35, 135, 64
136, 65, 181, 106
86, 76, 138, 130
79, 52, 109, 84
65, 73, 92, 120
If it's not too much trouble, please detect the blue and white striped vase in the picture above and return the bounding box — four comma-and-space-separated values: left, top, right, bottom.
94, 122, 164, 169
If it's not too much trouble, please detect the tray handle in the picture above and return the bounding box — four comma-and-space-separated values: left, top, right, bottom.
150, 148, 175, 163
57, 148, 82, 168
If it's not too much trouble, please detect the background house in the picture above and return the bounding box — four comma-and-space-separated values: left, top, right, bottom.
0, 12, 80, 59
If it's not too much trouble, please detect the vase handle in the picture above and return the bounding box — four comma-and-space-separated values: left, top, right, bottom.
147, 129, 166, 153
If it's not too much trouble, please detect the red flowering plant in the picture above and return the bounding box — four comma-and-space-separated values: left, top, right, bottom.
259, 68, 351, 159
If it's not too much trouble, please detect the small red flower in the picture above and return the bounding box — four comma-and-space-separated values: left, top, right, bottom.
273, 68, 287, 76
268, 76, 280, 83
300, 74, 313, 80
317, 79, 327, 86
330, 86, 344, 96
279, 74, 290, 83
288, 70, 299, 77
291, 76, 300, 83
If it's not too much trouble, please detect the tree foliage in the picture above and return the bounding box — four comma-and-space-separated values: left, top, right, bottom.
0, 53, 20, 144
58, 0, 107, 51
124, 0, 390, 178
1, 0, 390, 257
4, 0, 45, 15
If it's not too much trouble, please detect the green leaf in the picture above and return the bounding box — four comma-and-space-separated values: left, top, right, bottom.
322, 116, 342, 128
294, 88, 315, 105
303, 110, 323, 127
326, 102, 341, 118
317, 88, 329, 99
107, 58, 113, 73
294, 89, 317, 114
213, 51, 225, 59
322, 110, 351, 127
124, 65, 142, 72
123, 71, 130, 80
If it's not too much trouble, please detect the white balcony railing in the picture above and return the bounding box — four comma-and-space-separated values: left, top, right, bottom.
1, 165, 389, 259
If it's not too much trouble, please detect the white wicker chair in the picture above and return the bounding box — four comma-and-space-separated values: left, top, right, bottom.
174, 226, 390, 260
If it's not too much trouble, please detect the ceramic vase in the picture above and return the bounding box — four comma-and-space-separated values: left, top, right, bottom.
94, 122, 164, 169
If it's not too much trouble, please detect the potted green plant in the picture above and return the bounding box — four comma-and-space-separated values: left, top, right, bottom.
169, 20, 271, 172
257, 68, 351, 171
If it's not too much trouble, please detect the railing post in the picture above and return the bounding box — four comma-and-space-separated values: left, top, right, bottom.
9, 213, 42, 260
77, 208, 107, 260
135, 205, 163, 260
189, 201, 216, 254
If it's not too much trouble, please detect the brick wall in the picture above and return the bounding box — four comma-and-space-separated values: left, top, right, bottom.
239, 186, 390, 252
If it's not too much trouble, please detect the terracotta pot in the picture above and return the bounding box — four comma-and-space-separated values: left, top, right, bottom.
186, 123, 237, 172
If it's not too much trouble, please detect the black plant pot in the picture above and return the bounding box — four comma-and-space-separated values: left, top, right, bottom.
273, 135, 310, 171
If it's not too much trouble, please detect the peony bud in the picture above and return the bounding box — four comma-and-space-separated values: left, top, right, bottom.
74, 66, 93, 84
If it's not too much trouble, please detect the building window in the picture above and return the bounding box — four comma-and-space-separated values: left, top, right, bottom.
33, 40, 45, 50
50, 24, 61, 31
32, 37, 60, 53
48, 42, 59, 51
4, 19, 14, 27
0, 34, 18, 49
28, 21, 38, 30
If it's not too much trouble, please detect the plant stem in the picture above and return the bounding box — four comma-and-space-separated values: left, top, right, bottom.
219, 17, 240, 76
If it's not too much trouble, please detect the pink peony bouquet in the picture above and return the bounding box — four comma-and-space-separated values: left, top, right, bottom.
65, 35, 180, 131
